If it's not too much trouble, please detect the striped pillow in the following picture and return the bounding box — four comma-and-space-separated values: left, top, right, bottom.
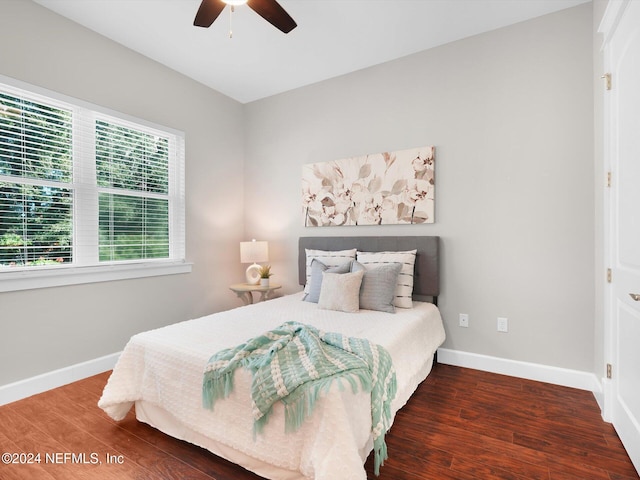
304, 248, 357, 295
356, 250, 417, 308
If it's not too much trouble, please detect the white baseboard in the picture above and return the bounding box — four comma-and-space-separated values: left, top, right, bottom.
437, 348, 602, 395
0, 352, 121, 406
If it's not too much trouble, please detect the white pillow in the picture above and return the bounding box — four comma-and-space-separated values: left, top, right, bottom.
356, 250, 417, 308
304, 248, 357, 294
317, 270, 364, 313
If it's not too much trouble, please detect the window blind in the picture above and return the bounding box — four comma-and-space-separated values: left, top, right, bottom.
95, 119, 171, 263
0, 91, 73, 267
0, 80, 185, 273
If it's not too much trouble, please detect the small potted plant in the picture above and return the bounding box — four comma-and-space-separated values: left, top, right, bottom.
258, 264, 273, 287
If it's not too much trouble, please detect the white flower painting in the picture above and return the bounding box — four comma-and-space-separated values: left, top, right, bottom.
302, 146, 435, 227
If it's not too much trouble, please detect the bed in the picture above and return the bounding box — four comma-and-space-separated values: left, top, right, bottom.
98, 236, 445, 480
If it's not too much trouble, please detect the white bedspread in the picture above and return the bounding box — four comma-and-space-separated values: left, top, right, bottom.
99, 293, 445, 480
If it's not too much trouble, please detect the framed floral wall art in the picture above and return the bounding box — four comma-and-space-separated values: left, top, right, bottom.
302, 146, 435, 227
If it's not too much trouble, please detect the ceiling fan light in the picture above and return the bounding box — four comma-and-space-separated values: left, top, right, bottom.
222, 0, 248, 5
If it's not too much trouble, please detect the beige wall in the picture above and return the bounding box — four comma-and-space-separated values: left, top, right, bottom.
0, 1, 601, 388
244, 4, 596, 372
0, 0, 246, 385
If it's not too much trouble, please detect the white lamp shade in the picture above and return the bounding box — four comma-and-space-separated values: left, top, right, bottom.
240, 240, 268, 264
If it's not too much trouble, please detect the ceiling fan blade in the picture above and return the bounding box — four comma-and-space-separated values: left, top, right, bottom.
248, 0, 297, 34
194, 0, 226, 28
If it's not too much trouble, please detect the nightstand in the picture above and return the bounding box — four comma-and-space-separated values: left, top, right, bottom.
229, 283, 282, 305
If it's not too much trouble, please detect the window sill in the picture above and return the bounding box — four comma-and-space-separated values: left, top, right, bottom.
0, 261, 193, 293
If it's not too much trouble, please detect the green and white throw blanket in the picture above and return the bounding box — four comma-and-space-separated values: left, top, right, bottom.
202, 321, 397, 475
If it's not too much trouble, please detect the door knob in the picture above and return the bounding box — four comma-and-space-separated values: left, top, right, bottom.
630, 293, 640, 301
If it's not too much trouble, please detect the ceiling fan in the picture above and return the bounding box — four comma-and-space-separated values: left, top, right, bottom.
194, 0, 297, 34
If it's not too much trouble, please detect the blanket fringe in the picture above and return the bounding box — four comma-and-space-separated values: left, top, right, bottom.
375, 371, 397, 475
252, 371, 373, 436
374, 437, 388, 476
202, 370, 235, 409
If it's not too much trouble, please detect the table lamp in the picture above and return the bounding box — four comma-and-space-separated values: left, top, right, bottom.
240, 239, 268, 285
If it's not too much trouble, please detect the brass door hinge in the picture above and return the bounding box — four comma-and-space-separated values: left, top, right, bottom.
607, 363, 612, 379
607, 268, 612, 283
602, 73, 612, 90
607, 171, 612, 187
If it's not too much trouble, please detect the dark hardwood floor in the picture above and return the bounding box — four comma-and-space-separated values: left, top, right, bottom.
0, 363, 637, 480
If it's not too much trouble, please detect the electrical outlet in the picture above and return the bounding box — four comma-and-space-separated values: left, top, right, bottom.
459, 313, 469, 328
497, 317, 508, 332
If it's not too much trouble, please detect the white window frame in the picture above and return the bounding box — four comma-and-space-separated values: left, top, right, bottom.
0, 75, 190, 293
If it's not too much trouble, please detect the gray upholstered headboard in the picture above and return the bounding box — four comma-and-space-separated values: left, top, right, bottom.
298, 236, 440, 299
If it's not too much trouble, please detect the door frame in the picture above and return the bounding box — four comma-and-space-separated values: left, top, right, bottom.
599, 0, 640, 474
599, 0, 628, 425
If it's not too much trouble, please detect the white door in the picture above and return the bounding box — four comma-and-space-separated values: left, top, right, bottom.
601, 0, 640, 474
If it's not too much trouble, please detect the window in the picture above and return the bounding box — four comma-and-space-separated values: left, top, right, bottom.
0, 77, 187, 291
0, 92, 73, 266
96, 120, 171, 262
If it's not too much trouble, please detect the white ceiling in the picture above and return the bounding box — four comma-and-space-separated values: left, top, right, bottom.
33, 0, 590, 104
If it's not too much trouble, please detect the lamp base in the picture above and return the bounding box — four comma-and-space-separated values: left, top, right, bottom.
245, 263, 261, 285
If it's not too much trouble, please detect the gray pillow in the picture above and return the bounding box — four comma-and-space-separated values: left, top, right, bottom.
303, 258, 352, 303
351, 261, 402, 313
356, 250, 416, 308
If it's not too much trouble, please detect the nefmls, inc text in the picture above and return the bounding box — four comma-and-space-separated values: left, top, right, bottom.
46, 452, 101, 464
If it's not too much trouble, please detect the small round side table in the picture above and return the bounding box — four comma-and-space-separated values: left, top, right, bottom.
229, 283, 282, 305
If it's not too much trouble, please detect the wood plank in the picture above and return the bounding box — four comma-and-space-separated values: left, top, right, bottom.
0, 404, 94, 480
0, 429, 57, 480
